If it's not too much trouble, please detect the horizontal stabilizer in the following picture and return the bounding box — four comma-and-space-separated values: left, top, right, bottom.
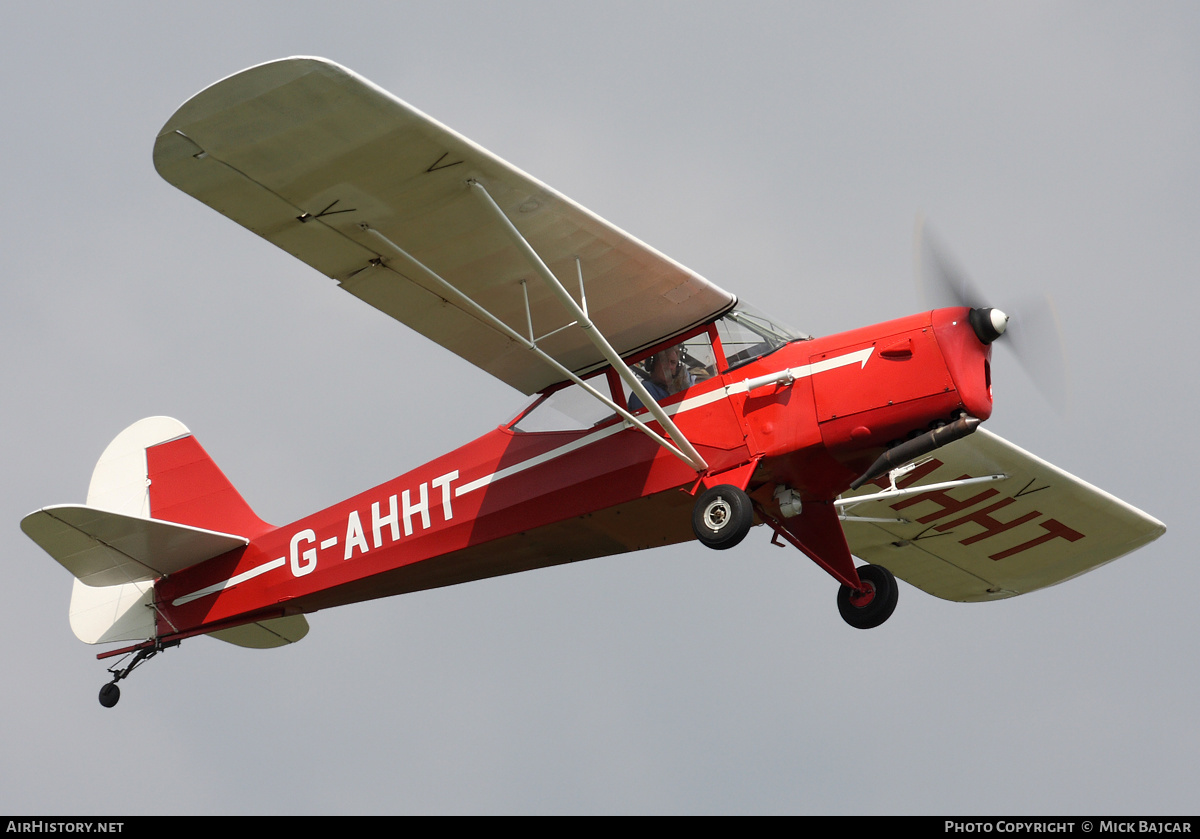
840, 429, 1165, 602
208, 614, 310, 648
21, 505, 248, 588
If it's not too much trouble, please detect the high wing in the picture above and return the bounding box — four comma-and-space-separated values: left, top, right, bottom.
838, 428, 1166, 602
153, 57, 735, 395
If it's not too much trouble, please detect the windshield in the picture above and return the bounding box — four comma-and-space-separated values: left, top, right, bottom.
716, 304, 809, 370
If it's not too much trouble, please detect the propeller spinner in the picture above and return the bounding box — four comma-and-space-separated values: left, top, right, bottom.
915, 216, 1069, 413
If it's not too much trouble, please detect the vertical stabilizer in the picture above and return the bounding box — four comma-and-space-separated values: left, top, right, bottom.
144, 432, 272, 538
61, 417, 270, 644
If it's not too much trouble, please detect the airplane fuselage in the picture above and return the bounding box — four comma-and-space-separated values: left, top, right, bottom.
152, 307, 992, 640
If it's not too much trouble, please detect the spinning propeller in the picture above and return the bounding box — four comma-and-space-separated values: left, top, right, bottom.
915, 216, 1070, 413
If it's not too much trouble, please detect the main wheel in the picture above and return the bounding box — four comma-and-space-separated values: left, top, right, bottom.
837, 564, 899, 629
98, 682, 120, 708
692, 485, 753, 550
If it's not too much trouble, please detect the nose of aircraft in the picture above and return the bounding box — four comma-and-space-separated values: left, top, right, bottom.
968, 306, 1009, 344
916, 217, 1068, 413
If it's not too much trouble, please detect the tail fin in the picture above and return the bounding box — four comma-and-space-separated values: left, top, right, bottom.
93, 416, 273, 538
24, 417, 272, 644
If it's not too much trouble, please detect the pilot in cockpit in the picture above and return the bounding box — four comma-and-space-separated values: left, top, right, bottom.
628, 345, 694, 411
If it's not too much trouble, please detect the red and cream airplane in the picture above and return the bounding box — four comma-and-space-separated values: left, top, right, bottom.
22, 58, 1164, 707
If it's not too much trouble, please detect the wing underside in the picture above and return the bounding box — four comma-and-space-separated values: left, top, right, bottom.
153, 57, 735, 395
839, 429, 1165, 602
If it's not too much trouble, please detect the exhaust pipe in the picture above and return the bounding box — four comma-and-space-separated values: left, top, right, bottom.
848, 415, 981, 491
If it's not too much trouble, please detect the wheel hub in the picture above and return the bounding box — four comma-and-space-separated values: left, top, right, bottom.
702, 498, 732, 531
847, 580, 877, 608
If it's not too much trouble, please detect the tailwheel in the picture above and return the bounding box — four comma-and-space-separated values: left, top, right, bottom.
692, 485, 753, 550
95, 639, 179, 708
837, 564, 899, 629
98, 682, 120, 708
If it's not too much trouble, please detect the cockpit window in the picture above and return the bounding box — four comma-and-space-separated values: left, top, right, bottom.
621, 331, 719, 412
509, 304, 806, 432
510, 372, 617, 433
716, 304, 808, 371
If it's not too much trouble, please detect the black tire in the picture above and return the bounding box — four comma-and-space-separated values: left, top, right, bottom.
98, 682, 121, 708
692, 485, 753, 550
837, 564, 899, 629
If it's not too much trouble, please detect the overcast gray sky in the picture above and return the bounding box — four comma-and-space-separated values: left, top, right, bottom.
2, 1, 1196, 815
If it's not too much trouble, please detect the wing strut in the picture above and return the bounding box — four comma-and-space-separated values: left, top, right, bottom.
357, 204, 707, 472
837, 473, 1008, 512
468, 180, 707, 472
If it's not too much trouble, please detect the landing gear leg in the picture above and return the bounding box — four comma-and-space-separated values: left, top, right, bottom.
96, 640, 179, 708
837, 564, 899, 629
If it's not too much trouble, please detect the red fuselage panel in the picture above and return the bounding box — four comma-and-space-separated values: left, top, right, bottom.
153, 309, 992, 636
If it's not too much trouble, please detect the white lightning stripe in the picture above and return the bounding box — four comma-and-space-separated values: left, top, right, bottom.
727, 346, 875, 395
456, 422, 628, 495
173, 556, 286, 606
457, 347, 874, 497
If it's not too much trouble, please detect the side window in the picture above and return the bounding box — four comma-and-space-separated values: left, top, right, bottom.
680, 330, 719, 384
511, 372, 619, 432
